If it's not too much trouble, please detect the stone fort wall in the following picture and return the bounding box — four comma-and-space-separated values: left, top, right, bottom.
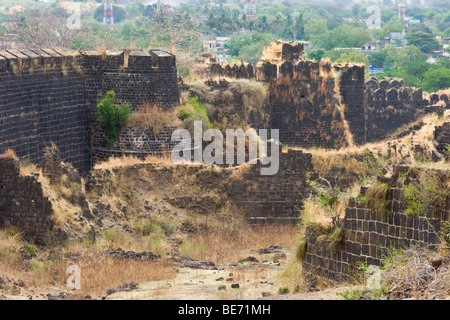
0, 48, 179, 173
0, 157, 56, 244
206, 42, 449, 148
302, 165, 450, 281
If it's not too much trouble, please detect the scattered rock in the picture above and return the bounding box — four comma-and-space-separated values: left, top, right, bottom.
261, 292, 271, 297
259, 245, 282, 255
215, 277, 224, 281
101, 219, 116, 229
10, 286, 20, 295
218, 285, 226, 291
47, 292, 69, 300
239, 256, 259, 264
0, 278, 5, 289
273, 253, 287, 260
260, 280, 268, 284
107, 248, 160, 262
107, 282, 139, 296
308, 287, 320, 292
430, 256, 445, 268
84, 295, 92, 300
16, 280, 25, 288
231, 283, 240, 289
168, 253, 218, 270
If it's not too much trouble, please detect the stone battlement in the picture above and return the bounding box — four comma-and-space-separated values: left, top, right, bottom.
0, 47, 180, 174
0, 48, 176, 75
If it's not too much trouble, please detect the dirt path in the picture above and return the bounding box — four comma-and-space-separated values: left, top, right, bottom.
107, 246, 349, 300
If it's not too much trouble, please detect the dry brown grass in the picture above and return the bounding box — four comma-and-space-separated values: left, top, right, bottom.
73, 255, 176, 297
144, 153, 173, 165
128, 103, 180, 135
0, 149, 18, 160
94, 155, 143, 171
303, 148, 366, 176
95, 154, 179, 171
230, 162, 251, 180
0, 228, 176, 298
292, 112, 449, 176
180, 208, 300, 264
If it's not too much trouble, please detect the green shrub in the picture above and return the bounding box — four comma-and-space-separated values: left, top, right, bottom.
277, 286, 290, 295
402, 172, 449, 217
179, 96, 212, 129
296, 237, 307, 262
157, 219, 176, 236
30, 259, 45, 274
96, 90, 132, 144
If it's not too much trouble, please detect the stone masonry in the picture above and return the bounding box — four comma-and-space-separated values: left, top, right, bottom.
0, 157, 57, 244
302, 165, 450, 281
0, 48, 180, 174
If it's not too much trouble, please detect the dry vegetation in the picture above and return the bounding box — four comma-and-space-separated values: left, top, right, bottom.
179, 207, 299, 263
128, 103, 181, 135
0, 227, 177, 299
0, 148, 18, 160
293, 112, 449, 176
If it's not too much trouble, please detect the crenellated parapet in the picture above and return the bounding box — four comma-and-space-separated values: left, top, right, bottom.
0, 48, 177, 75
0, 47, 180, 174
209, 62, 254, 79
363, 77, 437, 142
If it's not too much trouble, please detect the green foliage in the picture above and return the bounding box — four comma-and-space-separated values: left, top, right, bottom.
441, 222, 450, 248
157, 219, 176, 236
336, 285, 388, 300
336, 52, 369, 67
296, 236, 307, 262
422, 68, 450, 92
22, 245, 37, 256
307, 49, 325, 61
406, 32, 441, 53
179, 96, 212, 129
225, 33, 276, 65
29, 259, 45, 274
277, 286, 290, 295
368, 52, 387, 68
336, 286, 366, 300
402, 173, 447, 216
96, 90, 132, 144
306, 180, 341, 208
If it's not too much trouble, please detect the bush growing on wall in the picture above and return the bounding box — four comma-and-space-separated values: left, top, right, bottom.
96, 90, 132, 144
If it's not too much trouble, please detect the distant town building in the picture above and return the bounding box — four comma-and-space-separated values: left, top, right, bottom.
244, 0, 256, 21
389, 31, 407, 46
201, 34, 229, 54
398, 3, 406, 21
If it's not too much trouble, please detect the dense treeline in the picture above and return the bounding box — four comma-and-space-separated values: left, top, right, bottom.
0, 0, 448, 90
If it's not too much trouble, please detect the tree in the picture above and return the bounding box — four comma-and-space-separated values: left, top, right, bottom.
393, 45, 426, 64
383, 18, 404, 34
406, 32, 441, 53
7, 8, 94, 50
324, 25, 372, 50
368, 52, 387, 68
135, 7, 201, 55
336, 52, 369, 68
226, 35, 252, 57
422, 68, 450, 92
304, 18, 328, 47
308, 49, 325, 61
